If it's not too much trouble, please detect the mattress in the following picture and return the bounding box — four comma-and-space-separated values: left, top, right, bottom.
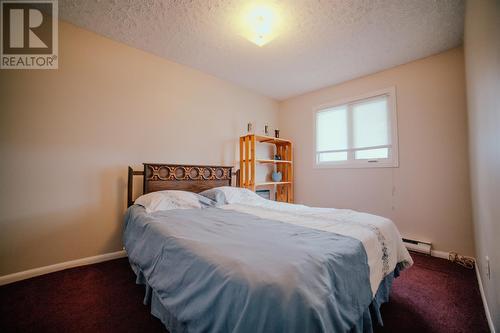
123, 201, 412, 333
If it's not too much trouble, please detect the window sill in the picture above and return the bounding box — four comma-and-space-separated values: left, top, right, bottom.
314, 161, 399, 169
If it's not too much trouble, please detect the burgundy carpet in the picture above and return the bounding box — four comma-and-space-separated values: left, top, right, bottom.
0, 253, 489, 333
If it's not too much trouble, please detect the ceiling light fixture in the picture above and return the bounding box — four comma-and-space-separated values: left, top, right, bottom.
239, 2, 281, 47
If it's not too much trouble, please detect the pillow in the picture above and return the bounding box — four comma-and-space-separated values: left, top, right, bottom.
134, 190, 214, 214
199, 186, 265, 206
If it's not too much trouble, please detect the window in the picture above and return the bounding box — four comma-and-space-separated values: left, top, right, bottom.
314, 87, 398, 168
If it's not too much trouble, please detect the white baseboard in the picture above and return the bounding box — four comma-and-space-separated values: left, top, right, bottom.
430, 249, 450, 259
416, 250, 495, 331
1, 248, 495, 333
0, 250, 127, 286
0, 249, 495, 332
475, 262, 496, 333
0, 248, 452, 286
410, 250, 495, 331
406, 248, 450, 259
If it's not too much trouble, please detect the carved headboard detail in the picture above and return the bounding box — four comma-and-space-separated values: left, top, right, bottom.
127, 163, 233, 207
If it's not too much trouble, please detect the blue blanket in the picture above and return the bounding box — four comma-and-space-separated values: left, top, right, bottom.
124, 205, 379, 332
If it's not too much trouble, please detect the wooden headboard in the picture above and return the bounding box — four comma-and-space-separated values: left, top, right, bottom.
127, 163, 233, 207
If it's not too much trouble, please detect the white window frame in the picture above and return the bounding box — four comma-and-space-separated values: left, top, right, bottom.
313, 87, 399, 169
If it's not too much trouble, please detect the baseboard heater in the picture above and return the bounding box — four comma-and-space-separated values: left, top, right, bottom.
402, 238, 432, 255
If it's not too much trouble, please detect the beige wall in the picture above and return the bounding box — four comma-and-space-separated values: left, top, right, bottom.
464, 0, 500, 329
279, 48, 474, 256
0, 21, 279, 276
0, 17, 484, 285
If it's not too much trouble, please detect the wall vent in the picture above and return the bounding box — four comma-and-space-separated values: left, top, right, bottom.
402, 238, 432, 255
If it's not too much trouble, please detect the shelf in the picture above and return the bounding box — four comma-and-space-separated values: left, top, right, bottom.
255, 159, 292, 164
255, 181, 292, 186
241, 134, 291, 145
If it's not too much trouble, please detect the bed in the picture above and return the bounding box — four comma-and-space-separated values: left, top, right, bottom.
124, 163, 413, 333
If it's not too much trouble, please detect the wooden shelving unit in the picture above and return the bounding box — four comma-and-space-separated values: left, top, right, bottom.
239, 134, 293, 203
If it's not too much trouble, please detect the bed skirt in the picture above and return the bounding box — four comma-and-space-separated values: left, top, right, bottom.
130, 261, 401, 333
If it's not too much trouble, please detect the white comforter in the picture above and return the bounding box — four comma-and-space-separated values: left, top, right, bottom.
222, 199, 413, 295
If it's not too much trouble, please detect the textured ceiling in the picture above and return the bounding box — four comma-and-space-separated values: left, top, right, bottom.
59, 0, 465, 100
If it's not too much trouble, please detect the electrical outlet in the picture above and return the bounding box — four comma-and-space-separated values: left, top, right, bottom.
485, 256, 491, 280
